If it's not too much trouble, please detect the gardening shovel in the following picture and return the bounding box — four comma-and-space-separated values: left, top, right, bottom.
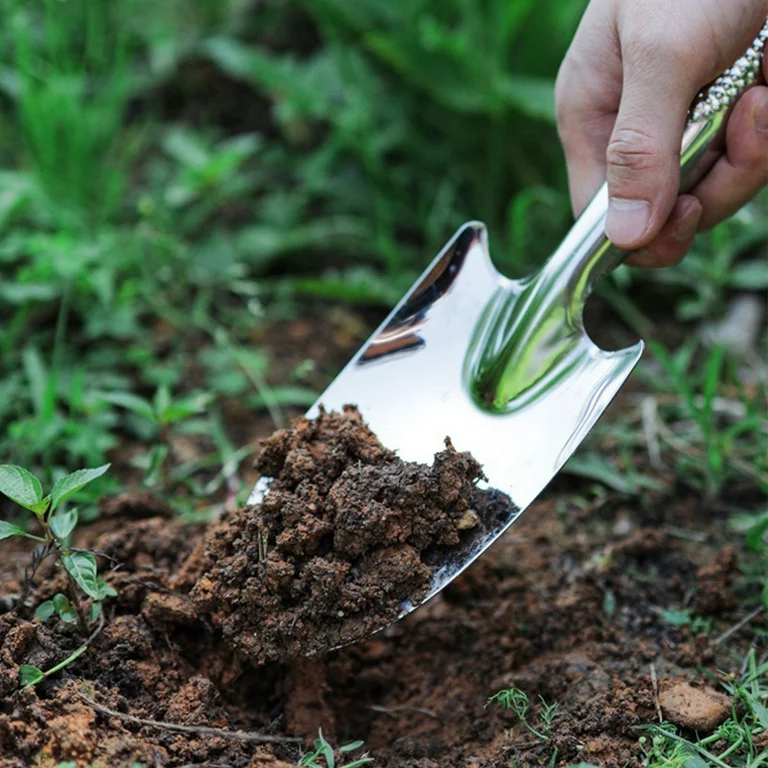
250, 25, 767, 626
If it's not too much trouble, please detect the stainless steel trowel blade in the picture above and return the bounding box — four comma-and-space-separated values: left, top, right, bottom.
249, 221, 643, 623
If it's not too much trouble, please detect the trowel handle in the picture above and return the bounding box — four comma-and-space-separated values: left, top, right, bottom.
467, 22, 766, 411
552, 19, 768, 317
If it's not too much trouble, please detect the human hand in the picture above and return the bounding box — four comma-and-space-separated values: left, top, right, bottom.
555, 1, 768, 267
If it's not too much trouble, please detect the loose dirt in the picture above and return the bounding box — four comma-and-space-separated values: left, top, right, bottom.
191, 405, 503, 663
0, 318, 764, 768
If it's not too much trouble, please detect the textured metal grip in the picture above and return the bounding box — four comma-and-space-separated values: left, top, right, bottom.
691, 20, 768, 121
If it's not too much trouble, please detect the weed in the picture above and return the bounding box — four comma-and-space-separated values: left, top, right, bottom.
486, 687, 560, 741
0, 463, 115, 638
298, 728, 373, 768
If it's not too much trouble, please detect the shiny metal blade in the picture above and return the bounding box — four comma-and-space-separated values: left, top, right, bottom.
306, 223, 642, 510
248, 222, 642, 626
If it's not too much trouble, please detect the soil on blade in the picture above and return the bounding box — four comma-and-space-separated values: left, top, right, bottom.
191, 405, 494, 663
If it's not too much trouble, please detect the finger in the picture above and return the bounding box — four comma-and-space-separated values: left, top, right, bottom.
604, 42, 697, 251
692, 85, 768, 231
625, 194, 702, 268
555, 0, 621, 217
559, 109, 614, 217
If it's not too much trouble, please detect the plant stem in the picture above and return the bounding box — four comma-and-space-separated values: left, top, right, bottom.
21, 613, 105, 690
38, 516, 90, 636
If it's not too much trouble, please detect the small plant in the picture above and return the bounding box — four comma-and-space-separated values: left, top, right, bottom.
298, 729, 373, 768
0, 463, 114, 641
660, 608, 713, 635
101, 386, 211, 485
486, 687, 560, 741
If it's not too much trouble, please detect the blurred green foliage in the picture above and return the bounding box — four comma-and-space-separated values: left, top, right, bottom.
0, 0, 765, 511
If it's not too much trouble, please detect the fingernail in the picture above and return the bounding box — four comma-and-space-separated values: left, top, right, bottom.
755, 99, 768, 133
606, 198, 651, 246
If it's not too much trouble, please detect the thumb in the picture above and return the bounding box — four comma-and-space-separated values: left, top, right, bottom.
604, 54, 692, 250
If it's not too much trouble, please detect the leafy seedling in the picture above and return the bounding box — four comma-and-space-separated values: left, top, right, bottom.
101, 386, 211, 485
0, 463, 114, 638
298, 728, 373, 767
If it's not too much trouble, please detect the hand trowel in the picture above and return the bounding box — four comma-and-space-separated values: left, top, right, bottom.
250, 25, 767, 628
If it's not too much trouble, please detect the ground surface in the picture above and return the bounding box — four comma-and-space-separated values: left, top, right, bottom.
0, 316, 764, 768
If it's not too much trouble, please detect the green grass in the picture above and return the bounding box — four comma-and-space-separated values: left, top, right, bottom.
0, 0, 765, 520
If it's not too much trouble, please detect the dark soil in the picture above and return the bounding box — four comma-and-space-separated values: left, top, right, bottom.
0, 317, 764, 768
192, 405, 494, 664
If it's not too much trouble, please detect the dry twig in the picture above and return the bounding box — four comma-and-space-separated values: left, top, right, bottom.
79, 694, 301, 744
649, 663, 662, 723
367, 703, 440, 720
714, 606, 765, 646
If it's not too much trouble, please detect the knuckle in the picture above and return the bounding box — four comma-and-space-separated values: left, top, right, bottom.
622, 22, 715, 82
605, 127, 662, 174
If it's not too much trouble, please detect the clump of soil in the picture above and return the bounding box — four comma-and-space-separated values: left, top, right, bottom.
192, 405, 491, 663
659, 681, 731, 732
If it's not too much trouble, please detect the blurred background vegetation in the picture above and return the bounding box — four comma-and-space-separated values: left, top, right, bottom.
0, 0, 765, 523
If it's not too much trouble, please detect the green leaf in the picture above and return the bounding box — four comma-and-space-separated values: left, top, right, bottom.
100, 392, 157, 423
53, 593, 70, 613
94, 574, 117, 600
661, 608, 692, 627
52, 593, 77, 624
19, 664, 44, 687
136, 444, 169, 487
90, 601, 102, 623
62, 551, 100, 599
158, 391, 212, 425
729, 260, 768, 289
0, 465, 43, 512
0, 520, 26, 540
603, 590, 616, 618
50, 509, 79, 540
248, 385, 318, 410
34, 600, 55, 620
340, 741, 365, 753
153, 385, 172, 419
50, 465, 110, 512
562, 454, 632, 494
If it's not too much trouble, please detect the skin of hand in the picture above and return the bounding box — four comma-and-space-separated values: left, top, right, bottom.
555, 1, 768, 267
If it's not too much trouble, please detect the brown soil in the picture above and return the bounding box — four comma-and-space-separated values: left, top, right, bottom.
0, 317, 764, 768
191, 406, 496, 664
